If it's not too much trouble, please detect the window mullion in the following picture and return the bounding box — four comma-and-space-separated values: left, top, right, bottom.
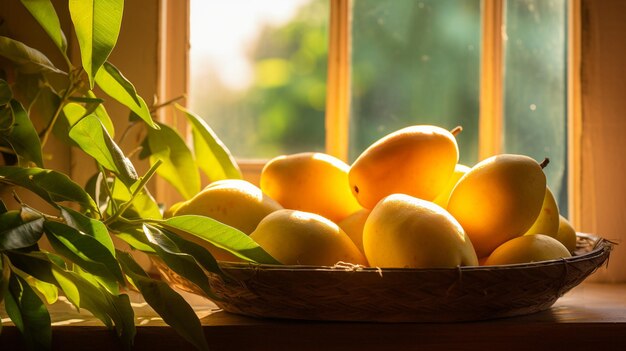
567, 0, 582, 227
479, 0, 505, 160
325, 0, 352, 162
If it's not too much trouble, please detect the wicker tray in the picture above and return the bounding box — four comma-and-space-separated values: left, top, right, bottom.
154, 233, 613, 323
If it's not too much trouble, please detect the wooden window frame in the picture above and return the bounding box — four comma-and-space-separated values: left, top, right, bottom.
159, 0, 581, 222
157, 0, 581, 225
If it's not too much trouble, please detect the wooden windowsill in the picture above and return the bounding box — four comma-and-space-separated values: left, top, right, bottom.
1, 282, 625, 350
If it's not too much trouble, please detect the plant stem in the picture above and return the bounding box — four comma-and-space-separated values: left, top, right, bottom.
150, 95, 185, 113
0, 146, 16, 154
104, 159, 163, 226
40, 89, 73, 149
97, 164, 117, 215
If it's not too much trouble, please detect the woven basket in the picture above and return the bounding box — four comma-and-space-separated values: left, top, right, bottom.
154, 233, 613, 323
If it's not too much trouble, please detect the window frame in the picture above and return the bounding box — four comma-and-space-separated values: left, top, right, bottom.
158, 0, 582, 224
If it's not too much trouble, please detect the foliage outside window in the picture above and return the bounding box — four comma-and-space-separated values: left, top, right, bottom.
189, 0, 568, 213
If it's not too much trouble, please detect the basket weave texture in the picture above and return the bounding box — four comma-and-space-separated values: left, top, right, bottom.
154, 233, 612, 323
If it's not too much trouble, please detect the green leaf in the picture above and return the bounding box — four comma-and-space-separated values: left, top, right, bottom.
159, 226, 223, 278
69, 114, 138, 186
60, 206, 115, 256
51, 265, 136, 349
62, 91, 114, 136
86, 90, 115, 135
0, 36, 65, 74
44, 221, 124, 293
5, 251, 60, 286
20, 0, 68, 54
175, 104, 242, 181
4, 272, 52, 351
30, 84, 60, 130
69, 0, 124, 86
4, 99, 44, 167
25, 275, 58, 305
0, 79, 12, 105
161, 215, 279, 264
142, 224, 218, 300
117, 250, 209, 351
17, 252, 137, 348
56, 99, 115, 145
113, 227, 155, 253
68, 96, 104, 104
145, 122, 200, 199
11, 72, 46, 110
0, 166, 98, 213
95, 62, 157, 129
0, 210, 45, 251
110, 177, 162, 220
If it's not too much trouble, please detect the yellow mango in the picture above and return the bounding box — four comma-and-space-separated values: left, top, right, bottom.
337, 208, 370, 256
433, 164, 471, 208
172, 179, 283, 261
555, 215, 577, 253
174, 179, 282, 234
349, 125, 459, 209
249, 209, 367, 266
363, 194, 478, 268
484, 234, 571, 265
447, 154, 546, 257
523, 187, 560, 237
260, 152, 362, 223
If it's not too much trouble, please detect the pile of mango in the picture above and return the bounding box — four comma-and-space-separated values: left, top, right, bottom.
167, 125, 577, 268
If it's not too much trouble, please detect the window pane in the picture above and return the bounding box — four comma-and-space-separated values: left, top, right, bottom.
349, 0, 481, 165
188, 0, 329, 159
502, 0, 568, 215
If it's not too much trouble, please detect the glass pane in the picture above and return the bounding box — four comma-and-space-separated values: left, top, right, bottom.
502, 0, 568, 215
188, 0, 329, 159
349, 0, 481, 166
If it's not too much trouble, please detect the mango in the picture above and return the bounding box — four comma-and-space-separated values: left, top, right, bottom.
363, 193, 478, 268
249, 209, 367, 266
349, 125, 459, 209
484, 234, 571, 265
260, 152, 362, 223
447, 154, 546, 257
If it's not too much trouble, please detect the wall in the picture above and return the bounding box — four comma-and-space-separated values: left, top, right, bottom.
580, 0, 626, 282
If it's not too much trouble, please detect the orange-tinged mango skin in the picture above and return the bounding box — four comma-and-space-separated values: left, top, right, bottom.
260, 152, 362, 223
349, 125, 459, 209
434, 164, 471, 208
447, 154, 546, 258
338, 208, 371, 256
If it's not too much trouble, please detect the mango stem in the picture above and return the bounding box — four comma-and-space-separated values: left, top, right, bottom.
450, 126, 463, 136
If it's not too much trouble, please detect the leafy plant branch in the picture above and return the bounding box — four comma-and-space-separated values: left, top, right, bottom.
0, 1, 270, 350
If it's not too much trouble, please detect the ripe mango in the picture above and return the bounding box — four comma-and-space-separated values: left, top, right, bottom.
260, 152, 362, 223
523, 187, 560, 237
447, 154, 546, 257
484, 234, 571, 265
363, 194, 478, 268
349, 125, 459, 209
249, 209, 367, 266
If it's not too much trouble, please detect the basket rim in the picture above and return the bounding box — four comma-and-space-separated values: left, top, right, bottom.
216, 232, 613, 273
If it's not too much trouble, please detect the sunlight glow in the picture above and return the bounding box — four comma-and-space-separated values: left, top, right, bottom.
190, 0, 310, 90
